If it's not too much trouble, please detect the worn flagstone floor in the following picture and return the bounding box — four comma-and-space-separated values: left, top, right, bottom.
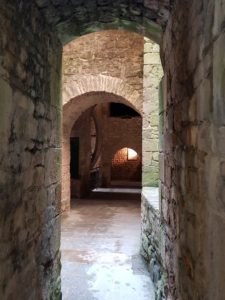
61, 192, 155, 300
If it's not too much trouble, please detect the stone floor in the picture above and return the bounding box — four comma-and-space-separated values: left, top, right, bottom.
61, 193, 155, 300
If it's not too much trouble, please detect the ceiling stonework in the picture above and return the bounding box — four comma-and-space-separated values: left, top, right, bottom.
34, 0, 173, 43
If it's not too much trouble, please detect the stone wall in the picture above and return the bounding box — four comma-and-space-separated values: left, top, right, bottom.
140, 40, 164, 299
141, 193, 167, 300
63, 30, 144, 107
0, 1, 62, 299
161, 1, 225, 299
34, 0, 168, 44
1, 1, 224, 299
143, 38, 163, 187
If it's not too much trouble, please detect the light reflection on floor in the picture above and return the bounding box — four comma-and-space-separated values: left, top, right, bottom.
61, 194, 155, 300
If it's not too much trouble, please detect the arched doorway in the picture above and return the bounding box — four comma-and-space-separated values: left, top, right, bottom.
62, 90, 143, 212
2, 2, 224, 300
61, 29, 163, 298
61, 97, 153, 299
0, 4, 166, 299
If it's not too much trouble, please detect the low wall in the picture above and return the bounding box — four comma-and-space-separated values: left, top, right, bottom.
141, 188, 167, 299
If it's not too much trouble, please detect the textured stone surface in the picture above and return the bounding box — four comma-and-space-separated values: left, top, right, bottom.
143, 38, 163, 187
141, 189, 167, 299
0, 1, 62, 299
161, 0, 225, 299
62, 30, 144, 111
34, 0, 172, 43
1, 1, 225, 299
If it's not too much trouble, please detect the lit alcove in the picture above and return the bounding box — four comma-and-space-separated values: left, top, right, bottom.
111, 147, 141, 186
127, 148, 138, 160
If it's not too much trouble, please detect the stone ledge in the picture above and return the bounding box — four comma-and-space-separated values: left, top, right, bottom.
142, 186, 159, 211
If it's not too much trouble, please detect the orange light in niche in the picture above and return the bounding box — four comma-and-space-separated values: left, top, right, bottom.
127, 148, 138, 160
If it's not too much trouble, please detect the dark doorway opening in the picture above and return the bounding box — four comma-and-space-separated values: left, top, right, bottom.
70, 137, 79, 179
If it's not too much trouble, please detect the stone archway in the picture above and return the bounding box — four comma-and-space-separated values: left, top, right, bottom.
34, 1, 168, 44
2, 2, 224, 300
61, 30, 164, 297
61, 29, 163, 211
62, 79, 142, 212
0, 6, 166, 296
63, 74, 142, 112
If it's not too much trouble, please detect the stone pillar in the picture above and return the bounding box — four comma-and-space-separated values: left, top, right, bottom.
142, 38, 163, 187
141, 72, 167, 298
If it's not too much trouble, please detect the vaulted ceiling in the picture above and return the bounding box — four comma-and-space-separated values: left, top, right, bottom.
35, 0, 173, 43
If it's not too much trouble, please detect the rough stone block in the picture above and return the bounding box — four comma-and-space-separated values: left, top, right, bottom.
213, 32, 225, 126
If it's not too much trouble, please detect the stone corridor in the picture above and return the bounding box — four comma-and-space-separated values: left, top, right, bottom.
1, 1, 225, 299
61, 192, 155, 300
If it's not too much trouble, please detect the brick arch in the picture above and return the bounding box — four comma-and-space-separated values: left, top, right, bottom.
63, 75, 142, 110
62, 85, 142, 212
63, 75, 143, 135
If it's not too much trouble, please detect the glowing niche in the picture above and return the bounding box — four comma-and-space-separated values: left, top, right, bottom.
127, 148, 138, 160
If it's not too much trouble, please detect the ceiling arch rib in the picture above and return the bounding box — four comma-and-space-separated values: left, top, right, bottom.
35, 0, 173, 44
63, 74, 143, 124
63, 90, 142, 137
